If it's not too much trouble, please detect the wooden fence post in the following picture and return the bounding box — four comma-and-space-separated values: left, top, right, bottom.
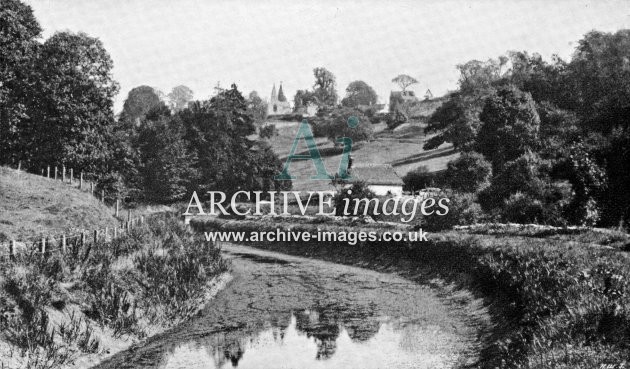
17, 161, 21, 172
127, 209, 131, 222
61, 234, 66, 253
40, 238, 46, 255
81, 232, 86, 248
47, 166, 50, 179
62, 166, 66, 182
101, 190, 105, 203
93, 230, 98, 243
70, 168, 73, 185
80, 172, 83, 190
91, 183, 94, 196
116, 199, 120, 217
114, 227, 118, 238
41, 168, 44, 176
10, 240, 16, 259
55, 166, 58, 180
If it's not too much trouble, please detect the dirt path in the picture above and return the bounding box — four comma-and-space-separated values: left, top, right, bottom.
92, 243, 482, 369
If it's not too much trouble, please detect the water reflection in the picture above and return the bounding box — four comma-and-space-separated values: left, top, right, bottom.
161, 305, 450, 369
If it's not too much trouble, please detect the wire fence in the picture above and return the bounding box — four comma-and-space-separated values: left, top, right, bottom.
1, 161, 146, 261
0, 216, 145, 261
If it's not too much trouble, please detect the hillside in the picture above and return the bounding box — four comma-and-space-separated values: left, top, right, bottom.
0, 166, 119, 242
262, 118, 458, 191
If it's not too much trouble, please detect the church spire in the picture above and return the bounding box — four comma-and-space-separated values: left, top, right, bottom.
270, 83, 277, 101
277, 82, 287, 102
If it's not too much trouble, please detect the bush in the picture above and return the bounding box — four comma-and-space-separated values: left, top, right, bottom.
259, 124, 278, 139
386, 107, 407, 130
443, 152, 492, 192
402, 166, 434, 192
332, 181, 378, 217
423, 192, 483, 231
311, 107, 373, 144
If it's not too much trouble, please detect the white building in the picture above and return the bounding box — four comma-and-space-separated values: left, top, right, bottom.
267, 82, 292, 116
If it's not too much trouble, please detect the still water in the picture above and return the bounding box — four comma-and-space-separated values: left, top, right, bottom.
93, 244, 478, 369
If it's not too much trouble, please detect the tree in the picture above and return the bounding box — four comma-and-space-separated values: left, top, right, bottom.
444, 152, 492, 192
476, 85, 540, 172
120, 86, 162, 125
0, 0, 42, 165
294, 89, 315, 110
247, 91, 267, 123
312, 67, 338, 107
29, 31, 119, 174
391, 74, 418, 92
312, 107, 372, 144
402, 166, 434, 192
136, 114, 194, 203
424, 93, 480, 151
168, 85, 194, 112
341, 81, 377, 107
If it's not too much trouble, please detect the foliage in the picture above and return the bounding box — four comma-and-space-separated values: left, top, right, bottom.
332, 181, 378, 217
401, 166, 434, 192
386, 106, 408, 130
341, 80, 378, 107
391, 74, 418, 91
0, 0, 41, 166
247, 91, 267, 123
293, 89, 315, 111
423, 192, 482, 231
443, 152, 492, 192
311, 107, 373, 144
259, 124, 278, 139
476, 85, 540, 172
167, 85, 194, 112
312, 67, 338, 108
120, 86, 162, 125
424, 93, 481, 151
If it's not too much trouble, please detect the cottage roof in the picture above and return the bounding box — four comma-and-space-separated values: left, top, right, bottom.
350, 164, 404, 186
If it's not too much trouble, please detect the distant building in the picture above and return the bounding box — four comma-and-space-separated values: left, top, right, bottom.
350, 164, 404, 197
389, 90, 419, 113
267, 82, 292, 116
424, 89, 433, 100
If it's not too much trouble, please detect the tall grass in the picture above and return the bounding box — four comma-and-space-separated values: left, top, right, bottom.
0, 213, 227, 368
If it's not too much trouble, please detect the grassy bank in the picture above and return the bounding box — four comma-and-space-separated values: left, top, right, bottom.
0, 213, 228, 369
193, 217, 630, 368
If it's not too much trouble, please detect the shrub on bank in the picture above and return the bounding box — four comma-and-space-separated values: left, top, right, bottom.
0, 213, 227, 368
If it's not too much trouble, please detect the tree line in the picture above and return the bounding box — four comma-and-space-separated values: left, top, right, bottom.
0, 0, 288, 204
414, 31, 630, 227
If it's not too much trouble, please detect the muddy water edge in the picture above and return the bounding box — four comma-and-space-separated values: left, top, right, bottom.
92, 242, 490, 369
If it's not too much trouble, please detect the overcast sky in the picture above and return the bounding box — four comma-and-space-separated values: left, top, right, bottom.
25, 0, 630, 112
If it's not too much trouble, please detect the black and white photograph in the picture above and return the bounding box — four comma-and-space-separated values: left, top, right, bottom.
1, 0, 630, 368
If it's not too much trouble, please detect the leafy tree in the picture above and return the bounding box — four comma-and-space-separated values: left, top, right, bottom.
443, 152, 492, 192
136, 113, 195, 203
424, 93, 480, 150
168, 85, 193, 112
476, 85, 540, 172
247, 91, 267, 123
402, 166, 434, 192
0, 0, 41, 165
312, 67, 338, 107
120, 86, 162, 125
341, 81, 377, 107
391, 74, 418, 92
312, 107, 372, 144
29, 31, 119, 174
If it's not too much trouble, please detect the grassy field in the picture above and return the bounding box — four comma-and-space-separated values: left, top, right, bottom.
260, 118, 458, 191
0, 167, 119, 242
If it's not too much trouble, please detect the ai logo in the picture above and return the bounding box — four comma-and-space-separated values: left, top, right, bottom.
274, 117, 358, 181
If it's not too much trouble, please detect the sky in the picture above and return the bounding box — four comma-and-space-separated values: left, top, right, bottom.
25, 0, 630, 113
